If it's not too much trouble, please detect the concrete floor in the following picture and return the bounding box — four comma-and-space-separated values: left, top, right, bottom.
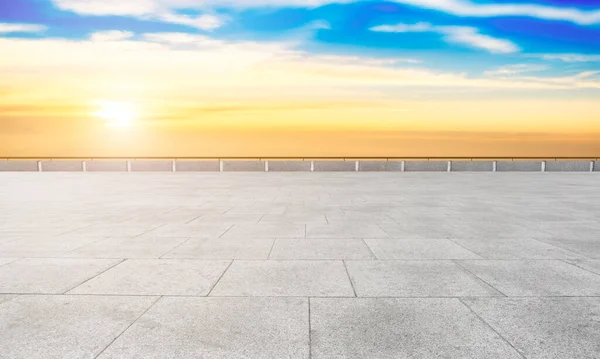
0, 172, 599, 358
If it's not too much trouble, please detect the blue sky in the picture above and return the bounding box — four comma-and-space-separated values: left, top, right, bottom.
1, 0, 599, 78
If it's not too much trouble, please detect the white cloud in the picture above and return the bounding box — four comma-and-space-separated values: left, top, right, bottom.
538, 54, 600, 63
1, 32, 598, 115
370, 22, 432, 33
440, 26, 519, 54
90, 30, 134, 41
158, 13, 225, 31
370, 22, 519, 54
0, 23, 47, 34
51, 0, 600, 26
484, 64, 548, 76
53, 0, 227, 30
390, 0, 600, 25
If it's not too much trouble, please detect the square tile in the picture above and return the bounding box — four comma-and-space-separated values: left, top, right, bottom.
0, 258, 18, 266
310, 298, 522, 359
564, 259, 600, 275
269, 239, 375, 260
63, 236, 189, 258
97, 297, 308, 359
365, 238, 481, 259
163, 237, 274, 259
451, 237, 583, 259
210, 260, 354, 297
306, 224, 389, 239
345, 260, 500, 297
0, 295, 157, 359
463, 297, 600, 359
0, 258, 121, 294
142, 223, 233, 238
221, 224, 306, 239
0, 236, 102, 257
69, 259, 231, 296
376, 221, 455, 239
458, 260, 600, 296
0, 295, 17, 306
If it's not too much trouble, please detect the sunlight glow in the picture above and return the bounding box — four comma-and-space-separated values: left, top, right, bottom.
92, 101, 138, 127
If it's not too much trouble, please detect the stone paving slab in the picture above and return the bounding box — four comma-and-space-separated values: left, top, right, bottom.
142, 223, 233, 238
63, 236, 189, 258
162, 237, 275, 259
345, 260, 501, 297
0, 258, 121, 294
462, 297, 600, 359
69, 259, 231, 296
450, 237, 584, 259
0, 295, 17, 306
1, 173, 600, 358
364, 238, 481, 259
306, 223, 389, 238
458, 260, 600, 296
563, 259, 600, 275
210, 260, 355, 297
222, 223, 306, 238
310, 298, 523, 359
97, 297, 309, 359
0, 258, 18, 267
0, 236, 101, 257
0, 295, 157, 359
269, 238, 375, 260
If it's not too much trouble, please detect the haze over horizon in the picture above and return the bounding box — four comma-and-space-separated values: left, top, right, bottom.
1, 0, 599, 157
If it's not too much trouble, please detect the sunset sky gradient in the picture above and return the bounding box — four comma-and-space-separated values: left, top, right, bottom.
1, 0, 599, 157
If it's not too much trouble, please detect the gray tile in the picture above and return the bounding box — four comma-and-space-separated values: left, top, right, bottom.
0, 236, 102, 257
222, 223, 305, 239
210, 260, 354, 297
346, 260, 500, 297
563, 259, 600, 275
310, 298, 522, 359
63, 236, 189, 258
377, 221, 455, 239
306, 224, 389, 239
0, 295, 157, 359
67, 223, 160, 238
535, 237, 600, 258
0, 258, 121, 294
458, 260, 600, 296
0, 295, 17, 306
0, 258, 18, 266
259, 214, 328, 225
163, 237, 275, 259
463, 297, 600, 359
451, 237, 583, 259
69, 259, 230, 296
269, 238, 375, 260
143, 223, 233, 238
98, 297, 309, 359
365, 238, 481, 259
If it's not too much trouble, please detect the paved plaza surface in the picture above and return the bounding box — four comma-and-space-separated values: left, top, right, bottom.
1, 172, 600, 358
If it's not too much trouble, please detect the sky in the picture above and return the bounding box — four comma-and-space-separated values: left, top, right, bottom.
0, 0, 599, 157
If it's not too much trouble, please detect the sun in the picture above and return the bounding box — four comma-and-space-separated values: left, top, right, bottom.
92, 101, 139, 127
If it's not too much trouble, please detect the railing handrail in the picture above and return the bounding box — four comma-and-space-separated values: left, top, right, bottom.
1, 156, 599, 161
